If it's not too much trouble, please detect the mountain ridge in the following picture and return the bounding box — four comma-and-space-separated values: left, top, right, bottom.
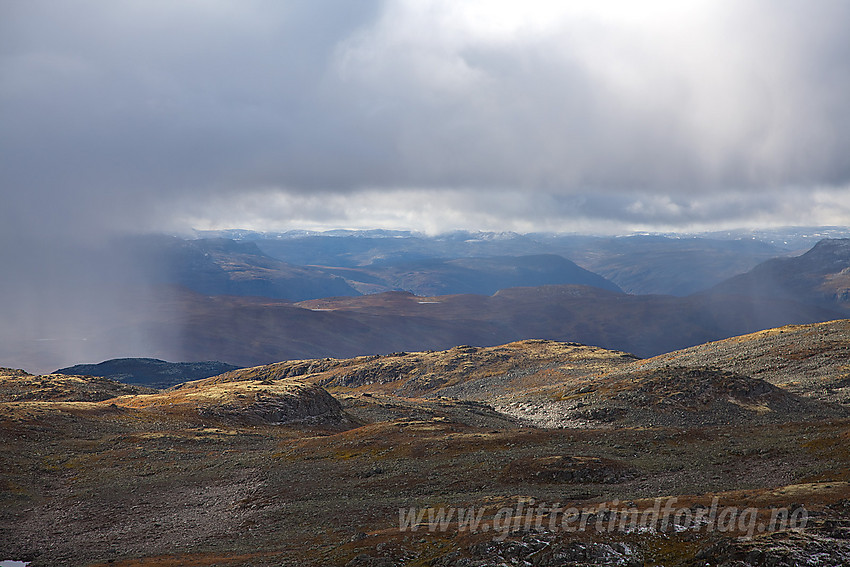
705, 238, 850, 313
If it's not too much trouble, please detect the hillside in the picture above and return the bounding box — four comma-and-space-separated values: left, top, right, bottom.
706, 238, 850, 313
212, 339, 638, 400
502, 364, 847, 429
0, 368, 154, 401
117, 377, 348, 426
627, 319, 850, 404
212, 336, 848, 430
3, 326, 850, 565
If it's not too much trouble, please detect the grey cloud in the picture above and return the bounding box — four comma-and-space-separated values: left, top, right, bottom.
3, 0, 850, 237
1, 0, 383, 235
175, 184, 850, 238
334, 0, 850, 194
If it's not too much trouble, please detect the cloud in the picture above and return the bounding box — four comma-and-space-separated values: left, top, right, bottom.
173, 184, 850, 236
3, 0, 850, 236
331, 0, 850, 193
1, 1, 382, 235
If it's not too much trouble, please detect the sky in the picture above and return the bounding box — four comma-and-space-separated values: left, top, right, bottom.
3, 0, 850, 237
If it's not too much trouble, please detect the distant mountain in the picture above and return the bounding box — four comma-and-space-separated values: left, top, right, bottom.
198, 228, 850, 296
123, 235, 360, 301
55, 358, 242, 388
124, 235, 624, 298
62, 275, 835, 369
322, 254, 622, 296
251, 231, 786, 295
705, 238, 850, 313
253, 230, 547, 267
701, 225, 850, 250
8, 238, 846, 373
551, 235, 785, 295
295, 283, 839, 358
123, 231, 800, 298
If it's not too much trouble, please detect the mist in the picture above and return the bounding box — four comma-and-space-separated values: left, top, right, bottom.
0, 234, 186, 373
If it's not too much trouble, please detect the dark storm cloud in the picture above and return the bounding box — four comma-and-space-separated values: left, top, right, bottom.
1, 0, 386, 235
3, 0, 850, 235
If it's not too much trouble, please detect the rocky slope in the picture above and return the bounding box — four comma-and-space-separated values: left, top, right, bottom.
115, 378, 348, 426
213, 339, 638, 400
212, 335, 848, 430
628, 319, 850, 405
501, 365, 846, 429
0, 368, 154, 402
0, 367, 347, 426
3, 325, 850, 566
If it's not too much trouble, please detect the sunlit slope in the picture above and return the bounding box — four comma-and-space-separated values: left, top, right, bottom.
630, 319, 850, 404
209, 339, 638, 400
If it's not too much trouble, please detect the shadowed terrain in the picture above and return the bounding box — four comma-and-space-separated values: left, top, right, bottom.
55, 358, 242, 389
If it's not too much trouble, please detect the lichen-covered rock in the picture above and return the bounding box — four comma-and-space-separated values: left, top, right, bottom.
0, 371, 154, 402
116, 378, 347, 425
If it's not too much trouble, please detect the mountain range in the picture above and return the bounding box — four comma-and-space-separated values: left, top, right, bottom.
130, 231, 850, 303
707, 237, 850, 310
5, 237, 850, 375
250, 230, 791, 296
